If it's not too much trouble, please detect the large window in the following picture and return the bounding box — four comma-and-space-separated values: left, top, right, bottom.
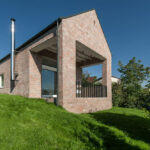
42, 65, 57, 97
0, 74, 4, 88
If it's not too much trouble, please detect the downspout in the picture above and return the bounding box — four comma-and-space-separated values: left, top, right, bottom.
11, 18, 15, 81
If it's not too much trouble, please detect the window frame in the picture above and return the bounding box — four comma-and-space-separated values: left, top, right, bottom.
0, 74, 4, 88
41, 65, 57, 98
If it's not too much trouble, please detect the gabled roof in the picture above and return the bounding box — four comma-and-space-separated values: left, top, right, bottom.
0, 9, 95, 63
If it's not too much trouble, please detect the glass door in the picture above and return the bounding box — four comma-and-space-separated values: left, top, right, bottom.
42, 65, 57, 97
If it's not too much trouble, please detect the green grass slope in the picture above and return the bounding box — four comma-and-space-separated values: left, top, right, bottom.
0, 94, 150, 150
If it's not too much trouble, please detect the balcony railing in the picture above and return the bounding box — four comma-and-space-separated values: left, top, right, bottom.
76, 81, 107, 98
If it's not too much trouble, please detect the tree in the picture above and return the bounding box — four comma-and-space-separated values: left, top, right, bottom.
118, 57, 150, 108
81, 71, 97, 87
118, 57, 150, 86
145, 80, 150, 89
112, 82, 124, 106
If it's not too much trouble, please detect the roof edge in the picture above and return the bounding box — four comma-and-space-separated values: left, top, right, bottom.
16, 18, 61, 51
0, 18, 61, 63
0, 9, 96, 63
60, 9, 95, 20
0, 53, 10, 63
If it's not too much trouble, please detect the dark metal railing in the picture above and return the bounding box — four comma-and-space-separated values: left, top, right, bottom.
76, 81, 107, 98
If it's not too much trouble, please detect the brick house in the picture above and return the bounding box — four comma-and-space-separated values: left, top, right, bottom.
0, 9, 112, 113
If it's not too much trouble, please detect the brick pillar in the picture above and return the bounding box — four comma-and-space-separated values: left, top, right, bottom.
102, 60, 107, 86
76, 65, 82, 81
57, 23, 63, 105
102, 58, 112, 98
57, 22, 76, 106
29, 52, 42, 98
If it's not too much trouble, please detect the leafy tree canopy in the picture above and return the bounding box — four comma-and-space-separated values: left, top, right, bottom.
118, 57, 150, 86
113, 57, 150, 109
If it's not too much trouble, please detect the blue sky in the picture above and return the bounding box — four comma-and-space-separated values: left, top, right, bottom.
0, 0, 150, 78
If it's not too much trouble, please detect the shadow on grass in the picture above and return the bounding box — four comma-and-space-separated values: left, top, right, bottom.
90, 112, 150, 145
79, 121, 141, 150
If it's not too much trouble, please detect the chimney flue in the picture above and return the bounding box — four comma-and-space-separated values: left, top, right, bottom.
11, 18, 15, 81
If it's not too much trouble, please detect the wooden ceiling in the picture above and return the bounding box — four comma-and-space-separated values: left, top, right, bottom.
36, 39, 105, 67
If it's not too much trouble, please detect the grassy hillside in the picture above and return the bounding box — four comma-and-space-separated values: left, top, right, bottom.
0, 94, 149, 150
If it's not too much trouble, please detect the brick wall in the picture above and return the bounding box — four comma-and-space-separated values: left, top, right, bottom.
0, 49, 29, 97
0, 10, 112, 113
0, 31, 54, 98
28, 52, 42, 98
0, 58, 11, 94
58, 10, 112, 113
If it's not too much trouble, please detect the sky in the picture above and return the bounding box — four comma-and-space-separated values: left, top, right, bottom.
0, 0, 150, 78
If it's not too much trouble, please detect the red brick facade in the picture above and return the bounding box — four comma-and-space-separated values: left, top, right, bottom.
57, 10, 112, 113
0, 10, 112, 113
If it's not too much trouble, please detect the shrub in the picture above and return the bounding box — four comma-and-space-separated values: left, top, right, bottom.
112, 83, 124, 107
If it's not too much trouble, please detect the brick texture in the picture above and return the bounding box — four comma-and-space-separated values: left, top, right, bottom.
57, 10, 112, 113
0, 10, 112, 113
0, 50, 29, 97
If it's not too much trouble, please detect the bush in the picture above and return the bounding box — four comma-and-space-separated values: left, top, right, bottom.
112, 83, 150, 110
137, 89, 150, 110
112, 83, 124, 107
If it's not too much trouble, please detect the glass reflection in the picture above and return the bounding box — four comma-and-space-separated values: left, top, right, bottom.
42, 69, 57, 96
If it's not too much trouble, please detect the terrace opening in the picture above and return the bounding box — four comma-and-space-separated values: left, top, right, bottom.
76, 41, 107, 98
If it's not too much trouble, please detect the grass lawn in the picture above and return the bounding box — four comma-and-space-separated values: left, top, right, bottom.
0, 94, 149, 150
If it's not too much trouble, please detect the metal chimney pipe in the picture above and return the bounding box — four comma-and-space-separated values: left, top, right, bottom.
11, 18, 15, 81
